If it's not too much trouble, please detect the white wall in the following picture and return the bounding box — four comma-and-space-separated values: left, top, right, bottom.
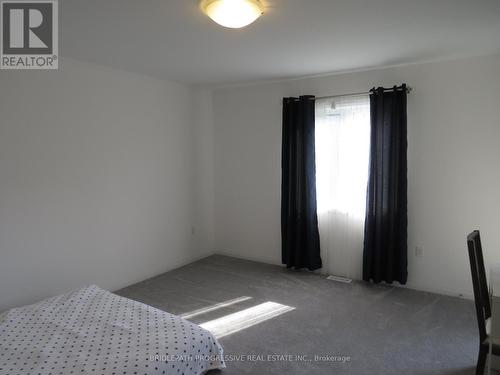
213, 54, 500, 298
1, 54, 499, 310
0, 59, 212, 312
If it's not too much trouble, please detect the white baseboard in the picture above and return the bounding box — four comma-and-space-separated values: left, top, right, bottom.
212, 251, 472, 300
112, 251, 216, 293
142, 250, 472, 301
213, 250, 282, 267
170, 251, 217, 270
394, 282, 473, 300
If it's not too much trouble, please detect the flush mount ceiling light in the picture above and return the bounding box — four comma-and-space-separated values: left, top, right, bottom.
200, 0, 264, 29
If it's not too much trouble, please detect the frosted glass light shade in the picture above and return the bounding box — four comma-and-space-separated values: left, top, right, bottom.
200, 0, 264, 29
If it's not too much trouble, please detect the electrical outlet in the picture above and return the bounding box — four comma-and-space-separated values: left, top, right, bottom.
415, 246, 424, 258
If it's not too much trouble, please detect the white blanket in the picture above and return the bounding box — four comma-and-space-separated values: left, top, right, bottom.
0, 285, 225, 375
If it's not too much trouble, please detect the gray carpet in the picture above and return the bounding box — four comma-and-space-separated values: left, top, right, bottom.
116, 254, 481, 375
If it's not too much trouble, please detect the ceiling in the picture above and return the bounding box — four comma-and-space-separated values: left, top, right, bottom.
61, 0, 500, 86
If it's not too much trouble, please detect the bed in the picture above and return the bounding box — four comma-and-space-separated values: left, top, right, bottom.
0, 285, 225, 375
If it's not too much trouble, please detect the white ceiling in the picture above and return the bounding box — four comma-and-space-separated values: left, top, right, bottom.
61, 0, 500, 86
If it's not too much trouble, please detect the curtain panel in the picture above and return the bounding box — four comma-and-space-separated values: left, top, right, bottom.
315, 95, 370, 279
363, 85, 408, 284
281, 95, 322, 271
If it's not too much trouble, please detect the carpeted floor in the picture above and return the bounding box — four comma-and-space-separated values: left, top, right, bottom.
116, 254, 481, 375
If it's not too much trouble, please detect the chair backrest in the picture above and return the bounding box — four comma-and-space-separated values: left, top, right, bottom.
467, 230, 491, 343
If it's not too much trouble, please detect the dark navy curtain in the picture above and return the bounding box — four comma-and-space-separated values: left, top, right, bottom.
281, 95, 322, 271
363, 85, 408, 284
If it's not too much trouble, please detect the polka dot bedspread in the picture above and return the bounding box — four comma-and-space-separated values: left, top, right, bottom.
0, 285, 225, 375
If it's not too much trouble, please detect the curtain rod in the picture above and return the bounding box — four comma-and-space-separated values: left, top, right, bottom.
314, 86, 412, 100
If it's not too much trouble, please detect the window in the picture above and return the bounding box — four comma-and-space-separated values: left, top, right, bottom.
315, 94, 370, 278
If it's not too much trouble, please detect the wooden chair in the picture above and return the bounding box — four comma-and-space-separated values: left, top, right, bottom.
467, 230, 500, 374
